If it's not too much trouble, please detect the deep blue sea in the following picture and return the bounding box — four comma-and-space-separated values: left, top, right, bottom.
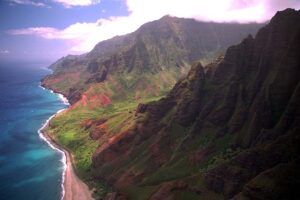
0, 62, 66, 200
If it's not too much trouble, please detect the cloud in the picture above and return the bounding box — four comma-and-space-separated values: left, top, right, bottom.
7, 0, 300, 53
8, 19, 140, 52
0, 50, 10, 54
8, 0, 49, 7
52, 0, 101, 8
8, 0, 101, 8
9, 27, 60, 39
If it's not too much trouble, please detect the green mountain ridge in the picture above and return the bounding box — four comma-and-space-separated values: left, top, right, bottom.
89, 8, 300, 199
40, 10, 300, 200
42, 15, 262, 104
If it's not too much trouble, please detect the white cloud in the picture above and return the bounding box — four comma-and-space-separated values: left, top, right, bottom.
0, 50, 10, 54
8, 0, 49, 7
7, 0, 300, 53
9, 27, 58, 38
52, 0, 101, 8
8, 0, 101, 7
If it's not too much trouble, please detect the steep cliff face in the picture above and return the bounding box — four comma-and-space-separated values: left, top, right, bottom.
92, 9, 300, 199
42, 16, 262, 104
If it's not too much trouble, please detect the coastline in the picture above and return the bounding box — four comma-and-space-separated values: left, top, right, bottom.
38, 84, 93, 200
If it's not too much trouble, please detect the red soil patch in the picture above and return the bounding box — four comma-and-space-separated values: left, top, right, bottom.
80, 119, 94, 129
97, 123, 108, 131
88, 93, 112, 108
99, 94, 112, 106
145, 84, 160, 96
108, 130, 130, 145
78, 93, 112, 108
82, 94, 88, 106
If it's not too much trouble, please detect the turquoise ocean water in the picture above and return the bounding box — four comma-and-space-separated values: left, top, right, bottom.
0, 62, 67, 200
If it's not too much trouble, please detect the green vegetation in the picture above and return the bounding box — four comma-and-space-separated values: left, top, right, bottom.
46, 89, 165, 197
123, 185, 158, 200
40, 12, 289, 200
47, 109, 98, 177
142, 157, 192, 185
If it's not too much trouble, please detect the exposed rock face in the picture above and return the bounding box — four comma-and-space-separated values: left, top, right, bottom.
42, 16, 262, 104
92, 9, 300, 200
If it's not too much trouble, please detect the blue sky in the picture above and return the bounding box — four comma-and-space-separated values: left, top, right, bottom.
0, 0, 128, 62
0, 0, 299, 63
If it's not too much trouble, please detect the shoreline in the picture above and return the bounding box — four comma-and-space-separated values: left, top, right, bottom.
38, 84, 93, 200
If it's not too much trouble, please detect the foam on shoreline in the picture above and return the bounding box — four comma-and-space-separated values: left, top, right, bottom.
57, 94, 70, 106
38, 84, 69, 200
39, 83, 70, 106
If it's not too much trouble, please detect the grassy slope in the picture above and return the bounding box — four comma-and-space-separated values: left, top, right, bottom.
44, 67, 187, 198
44, 61, 245, 200
46, 98, 163, 198
46, 64, 239, 199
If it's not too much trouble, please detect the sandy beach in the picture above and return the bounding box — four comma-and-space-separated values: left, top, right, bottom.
63, 149, 93, 200
39, 112, 93, 200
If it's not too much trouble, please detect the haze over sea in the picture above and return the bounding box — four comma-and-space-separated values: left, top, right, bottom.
0, 61, 66, 200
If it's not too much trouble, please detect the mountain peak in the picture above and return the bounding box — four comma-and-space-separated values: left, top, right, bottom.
160, 14, 175, 20
275, 8, 298, 16
158, 14, 184, 23
271, 8, 299, 23
43, 16, 263, 104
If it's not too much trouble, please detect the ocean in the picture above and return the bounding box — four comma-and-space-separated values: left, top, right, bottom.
0, 62, 67, 200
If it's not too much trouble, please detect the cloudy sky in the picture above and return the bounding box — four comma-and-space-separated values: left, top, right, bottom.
0, 0, 299, 62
